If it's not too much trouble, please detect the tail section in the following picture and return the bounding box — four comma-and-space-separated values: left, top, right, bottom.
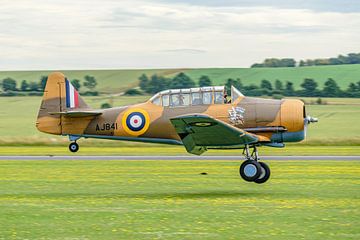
36, 72, 90, 135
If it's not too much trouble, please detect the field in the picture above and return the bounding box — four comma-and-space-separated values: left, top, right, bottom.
1, 64, 360, 93
1, 146, 360, 156
0, 159, 358, 239
1, 96, 360, 148
183, 64, 360, 89
0, 69, 172, 93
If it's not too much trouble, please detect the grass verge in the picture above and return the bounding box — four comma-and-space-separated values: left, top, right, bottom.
1, 145, 360, 156
0, 159, 359, 239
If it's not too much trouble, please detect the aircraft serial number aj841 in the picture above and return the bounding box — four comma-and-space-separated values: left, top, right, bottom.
36, 72, 318, 184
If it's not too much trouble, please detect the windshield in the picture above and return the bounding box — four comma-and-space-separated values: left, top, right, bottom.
231, 86, 244, 102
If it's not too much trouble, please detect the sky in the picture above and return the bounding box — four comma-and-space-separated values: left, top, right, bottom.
0, 0, 359, 70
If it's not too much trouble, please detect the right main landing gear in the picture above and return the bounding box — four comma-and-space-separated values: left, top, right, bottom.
239, 145, 271, 184
69, 142, 79, 153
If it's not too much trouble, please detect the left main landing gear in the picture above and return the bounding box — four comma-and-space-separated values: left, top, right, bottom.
239, 145, 271, 184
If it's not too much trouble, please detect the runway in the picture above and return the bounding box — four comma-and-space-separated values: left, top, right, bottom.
0, 155, 359, 160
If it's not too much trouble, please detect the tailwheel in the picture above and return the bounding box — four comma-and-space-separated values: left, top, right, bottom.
254, 162, 271, 184
239, 160, 261, 182
69, 142, 79, 153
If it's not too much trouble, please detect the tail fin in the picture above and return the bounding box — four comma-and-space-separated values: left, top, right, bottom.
36, 72, 90, 134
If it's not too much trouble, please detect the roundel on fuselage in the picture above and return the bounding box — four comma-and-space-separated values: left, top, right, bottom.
122, 108, 150, 136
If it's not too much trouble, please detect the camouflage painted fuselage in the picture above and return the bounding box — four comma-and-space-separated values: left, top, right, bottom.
37, 72, 307, 153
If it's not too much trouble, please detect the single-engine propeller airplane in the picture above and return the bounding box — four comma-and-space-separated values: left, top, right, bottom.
36, 72, 318, 183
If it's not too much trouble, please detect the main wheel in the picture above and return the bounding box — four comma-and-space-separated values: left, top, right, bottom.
69, 142, 79, 153
239, 160, 261, 182
254, 162, 271, 184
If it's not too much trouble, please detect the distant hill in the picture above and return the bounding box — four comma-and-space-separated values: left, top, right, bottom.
1, 64, 359, 93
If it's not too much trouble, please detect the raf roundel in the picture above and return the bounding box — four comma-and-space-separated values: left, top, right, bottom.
126, 112, 146, 131
122, 108, 150, 136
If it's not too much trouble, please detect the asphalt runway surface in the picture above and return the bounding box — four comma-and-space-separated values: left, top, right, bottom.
0, 156, 359, 160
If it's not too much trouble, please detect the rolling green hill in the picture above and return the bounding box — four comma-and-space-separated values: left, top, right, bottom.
1, 64, 359, 93
183, 64, 360, 90
0, 69, 175, 93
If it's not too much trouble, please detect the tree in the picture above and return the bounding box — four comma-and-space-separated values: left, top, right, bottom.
71, 79, 81, 91
300, 78, 319, 96
124, 88, 142, 96
243, 84, 262, 96
225, 78, 243, 95
39, 76, 48, 91
322, 78, 341, 97
284, 81, 295, 96
252, 58, 296, 68
2, 78, 17, 91
147, 75, 170, 94
299, 60, 306, 67
139, 74, 149, 92
298, 53, 360, 66
84, 75, 97, 90
198, 75, 212, 87
275, 80, 283, 91
281, 58, 296, 67
20, 80, 29, 91
347, 82, 358, 92
346, 82, 360, 97
101, 103, 112, 109
29, 82, 39, 91
169, 72, 195, 89
260, 79, 272, 90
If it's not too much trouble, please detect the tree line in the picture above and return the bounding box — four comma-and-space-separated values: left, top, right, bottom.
0, 75, 99, 96
251, 53, 360, 68
138, 72, 360, 98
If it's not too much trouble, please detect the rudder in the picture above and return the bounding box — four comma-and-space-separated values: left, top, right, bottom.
36, 72, 89, 135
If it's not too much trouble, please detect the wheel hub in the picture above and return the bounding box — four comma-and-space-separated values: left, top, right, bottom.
244, 164, 257, 177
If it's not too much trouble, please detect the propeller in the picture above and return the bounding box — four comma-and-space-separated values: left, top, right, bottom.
305, 116, 318, 124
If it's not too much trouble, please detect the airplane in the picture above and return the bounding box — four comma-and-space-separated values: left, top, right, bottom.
36, 72, 318, 184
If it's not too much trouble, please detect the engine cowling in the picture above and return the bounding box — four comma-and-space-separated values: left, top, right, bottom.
271, 99, 306, 143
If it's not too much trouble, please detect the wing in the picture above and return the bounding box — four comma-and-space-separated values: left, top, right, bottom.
170, 114, 259, 155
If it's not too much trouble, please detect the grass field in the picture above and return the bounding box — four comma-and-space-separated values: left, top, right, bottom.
182, 64, 360, 90
1, 64, 360, 93
0, 69, 174, 93
1, 146, 360, 156
1, 96, 359, 147
0, 159, 358, 239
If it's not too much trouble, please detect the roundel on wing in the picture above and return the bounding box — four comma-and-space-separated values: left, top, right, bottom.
122, 108, 150, 136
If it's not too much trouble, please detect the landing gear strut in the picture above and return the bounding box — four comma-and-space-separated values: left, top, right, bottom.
239, 145, 270, 184
69, 142, 79, 153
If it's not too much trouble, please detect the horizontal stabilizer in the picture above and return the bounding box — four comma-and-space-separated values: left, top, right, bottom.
49, 110, 102, 117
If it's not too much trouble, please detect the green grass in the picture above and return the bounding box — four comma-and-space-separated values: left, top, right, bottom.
305, 104, 360, 143
1, 96, 360, 145
0, 96, 148, 138
0, 69, 176, 93
0, 159, 359, 239
183, 65, 360, 89
1, 64, 360, 93
1, 145, 360, 156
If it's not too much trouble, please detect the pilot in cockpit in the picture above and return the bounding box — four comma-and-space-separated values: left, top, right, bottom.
224, 93, 231, 104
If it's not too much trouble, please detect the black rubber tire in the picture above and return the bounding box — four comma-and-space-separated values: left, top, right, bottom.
69, 142, 79, 153
254, 162, 271, 184
239, 160, 261, 182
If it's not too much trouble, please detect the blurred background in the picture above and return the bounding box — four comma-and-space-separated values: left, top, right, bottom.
0, 0, 359, 151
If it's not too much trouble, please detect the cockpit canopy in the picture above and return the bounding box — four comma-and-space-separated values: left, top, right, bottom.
149, 86, 244, 107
